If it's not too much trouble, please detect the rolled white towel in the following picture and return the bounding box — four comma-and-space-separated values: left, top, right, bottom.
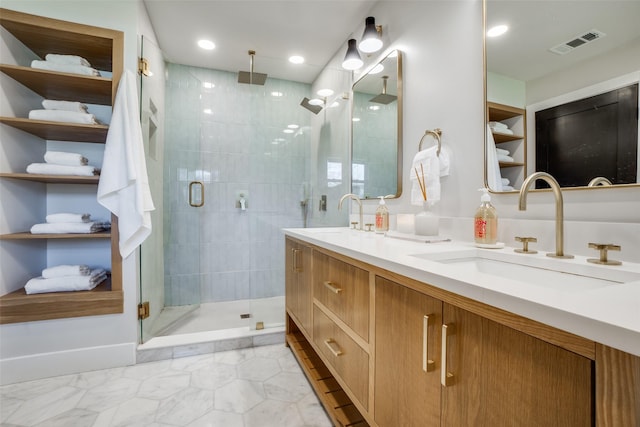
44, 151, 88, 166
44, 54, 92, 67
26, 163, 99, 176
496, 148, 510, 156
42, 99, 88, 113
42, 264, 91, 278
31, 59, 100, 76
29, 109, 99, 125
489, 121, 508, 130
30, 221, 110, 234
25, 268, 107, 294
497, 153, 515, 163
493, 128, 514, 135
46, 213, 91, 223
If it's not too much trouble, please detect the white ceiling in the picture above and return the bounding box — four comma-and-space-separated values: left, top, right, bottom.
486, 1, 640, 82
142, 0, 378, 84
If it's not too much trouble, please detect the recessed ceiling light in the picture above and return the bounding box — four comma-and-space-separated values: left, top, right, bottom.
369, 105, 380, 111
197, 39, 216, 50
289, 55, 304, 64
287, 124, 299, 129
202, 82, 215, 89
352, 117, 361, 122
317, 88, 334, 97
271, 91, 283, 97
203, 108, 213, 114
487, 25, 508, 38
308, 98, 324, 106
283, 129, 295, 134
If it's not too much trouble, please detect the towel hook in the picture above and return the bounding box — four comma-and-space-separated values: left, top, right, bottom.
418, 128, 442, 156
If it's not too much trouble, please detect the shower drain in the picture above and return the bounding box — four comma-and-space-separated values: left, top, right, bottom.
240, 313, 251, 319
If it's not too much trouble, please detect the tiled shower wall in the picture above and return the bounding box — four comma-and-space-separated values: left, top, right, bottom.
164, 63, 311, 306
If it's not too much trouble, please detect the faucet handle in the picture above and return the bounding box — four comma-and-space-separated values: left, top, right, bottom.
514, 236, 538, 254
365, 223, 374, 232
587, 243, 622, 265
350, 221, 359, 230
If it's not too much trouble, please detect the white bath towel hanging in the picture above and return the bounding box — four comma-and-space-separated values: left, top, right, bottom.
98, 70, 154, 258
486, 124, 503, 191
410, 145, 441, 205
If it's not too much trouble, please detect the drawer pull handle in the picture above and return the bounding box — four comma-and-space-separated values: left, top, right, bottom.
423, 315, 435, 372
292, 248, 301, 272
324, 339, 343, 357
441, 323, 455, 386
323, 281, 343, 294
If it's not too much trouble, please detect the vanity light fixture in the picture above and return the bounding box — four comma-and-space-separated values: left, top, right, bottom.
342, 38, 364, 70
487, 25, 508, 38
197, 39, 215, 50
359, 17, 383, 53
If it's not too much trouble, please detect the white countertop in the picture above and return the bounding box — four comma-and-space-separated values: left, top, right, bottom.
284, 227, 640, 357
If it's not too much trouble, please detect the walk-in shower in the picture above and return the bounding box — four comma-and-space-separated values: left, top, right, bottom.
138, 37, 312, 347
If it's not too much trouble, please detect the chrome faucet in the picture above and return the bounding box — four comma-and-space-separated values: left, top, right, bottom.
518, 172, 573, 259
338, 193, 363, 231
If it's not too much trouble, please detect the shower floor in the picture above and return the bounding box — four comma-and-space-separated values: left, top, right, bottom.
157, 295, 285, 336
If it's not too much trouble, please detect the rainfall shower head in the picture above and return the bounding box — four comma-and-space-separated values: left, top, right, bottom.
238, 50, 267, 85
369, 75, 397, 104
300, 97, 323, 114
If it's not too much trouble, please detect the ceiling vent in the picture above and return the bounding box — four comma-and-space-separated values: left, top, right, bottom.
549, 29, 606, 55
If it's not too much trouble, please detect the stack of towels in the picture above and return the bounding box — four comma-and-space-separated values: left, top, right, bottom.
26, 149, 100, 177
496, 147, 514, 163
25, 264, 107, 295
29, 98, 100, 125
489, 121, 514, 135
31, 53, 100, 76
30, 213, 111, 234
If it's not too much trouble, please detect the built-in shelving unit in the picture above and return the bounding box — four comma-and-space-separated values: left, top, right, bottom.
488, 101, 527, 188
0, 8, 124, 324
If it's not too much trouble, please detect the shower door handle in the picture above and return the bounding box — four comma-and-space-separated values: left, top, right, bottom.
189, 181, 204, 207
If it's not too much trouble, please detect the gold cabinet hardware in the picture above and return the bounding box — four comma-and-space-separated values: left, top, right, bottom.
441, 323, 455, 386
292, 248, 301, 272
423, 315, 435, 372
323, 281, 343, 294
188, 181, 204, 207
138, 301, 150, 320
324, 338, 343, 357
587, 243, 622, 265
514, 236, 538, 254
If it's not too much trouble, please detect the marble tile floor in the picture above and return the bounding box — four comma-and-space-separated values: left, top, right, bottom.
0, 344, 333, 427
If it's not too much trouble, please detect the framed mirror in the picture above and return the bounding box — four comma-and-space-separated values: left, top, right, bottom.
351, 49, 403, 199
484, 0, 640, 192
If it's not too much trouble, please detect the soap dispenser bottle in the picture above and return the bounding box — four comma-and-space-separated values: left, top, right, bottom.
474, 188, 497, 245
375, 196, 389, 233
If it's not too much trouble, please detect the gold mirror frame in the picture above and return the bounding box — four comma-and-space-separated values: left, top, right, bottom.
482, 0, 640, 193
351, 49, 403, 199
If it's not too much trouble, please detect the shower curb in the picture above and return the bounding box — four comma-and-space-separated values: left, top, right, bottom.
136, 328, 285, 363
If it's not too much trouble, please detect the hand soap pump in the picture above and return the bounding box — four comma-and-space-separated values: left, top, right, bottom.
375, 196, 389, 233
474, 188, 497, 245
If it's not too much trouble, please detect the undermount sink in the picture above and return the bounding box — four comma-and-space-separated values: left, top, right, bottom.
411, 249, 640, 292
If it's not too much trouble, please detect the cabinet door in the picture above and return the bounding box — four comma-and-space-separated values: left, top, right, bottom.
374, 277, 442, 427
285, 238, 312, 334
441, 304, 593, 426
596, 344, 640, 427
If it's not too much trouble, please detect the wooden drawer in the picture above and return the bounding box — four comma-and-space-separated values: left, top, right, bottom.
313, 305, 369, 410
313, 251, 369, 341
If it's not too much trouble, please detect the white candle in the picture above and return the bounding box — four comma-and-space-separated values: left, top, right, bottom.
396, 214, 415, 234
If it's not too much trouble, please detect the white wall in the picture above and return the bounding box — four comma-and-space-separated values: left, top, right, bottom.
0, 0, 142, 384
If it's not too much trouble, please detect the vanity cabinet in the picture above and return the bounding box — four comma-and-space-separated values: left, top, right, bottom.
0, 8, 123, 323
285, 238, 312, 336
488, 101, 527, 188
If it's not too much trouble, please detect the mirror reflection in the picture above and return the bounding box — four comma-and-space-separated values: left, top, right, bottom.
485, 0, 640, 191
352, 50, 402, 199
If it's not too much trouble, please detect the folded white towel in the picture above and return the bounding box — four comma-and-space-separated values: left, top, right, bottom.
98, 70, 155, 258
502, 185, 515, 191
496, 148, 510, 156
489, 121, 509, 130
44, 151, 88, 166
25, 268, 107, 294
410, 145, 441, 205
31, 59, 100, 76
29, 109, 98, 125
45, 54, 92, 67
46, 213, 91, 223
30, 221, 110, 234
497, 153, 515, 163
42, 264, 91, 278
493, 127, 514, 135
26, 163, 99, 176
486, 125, 503, 191
42, 99, 88, 113
501, 177, 511, 186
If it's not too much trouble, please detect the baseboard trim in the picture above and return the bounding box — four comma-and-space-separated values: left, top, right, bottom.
0, 342, 137, 385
